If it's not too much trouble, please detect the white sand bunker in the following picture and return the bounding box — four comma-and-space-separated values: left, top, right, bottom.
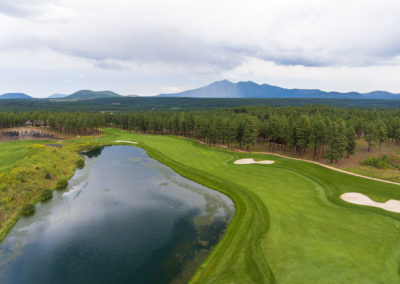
341, 192, 400, 213
115, 140, 138, 144
234, 158, 275, 165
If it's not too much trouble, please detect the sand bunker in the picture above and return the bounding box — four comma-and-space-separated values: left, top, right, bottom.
234, 158, 275, 165
115, 140, 138, 144
341, 192, 400, 213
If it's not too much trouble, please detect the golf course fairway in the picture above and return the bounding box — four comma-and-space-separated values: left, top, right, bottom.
2, 128, 400, 283
100, 129, 400, 283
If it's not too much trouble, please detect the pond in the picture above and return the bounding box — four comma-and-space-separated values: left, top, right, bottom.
0, 146, 234, 283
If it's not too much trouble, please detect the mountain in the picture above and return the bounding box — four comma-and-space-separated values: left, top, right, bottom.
65, 90, 121, 99
48, 93, 67, 99
159, 80, 400, 99
0, 93, 32, 99
362, 91, 400, 100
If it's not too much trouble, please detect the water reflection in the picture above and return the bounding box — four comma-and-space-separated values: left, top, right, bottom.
0, 146, 233, 283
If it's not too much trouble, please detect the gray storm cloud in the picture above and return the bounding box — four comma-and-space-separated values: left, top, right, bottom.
1, 0, 400, 69
1, 0, 400, 96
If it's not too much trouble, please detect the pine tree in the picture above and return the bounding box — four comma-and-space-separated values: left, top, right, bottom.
365, 123, 378, 152
296, 115, 311, 157
243, 116, 258, 151
376, 120, 387, 151
345, 125, 357, 158
328, 120, 346, 163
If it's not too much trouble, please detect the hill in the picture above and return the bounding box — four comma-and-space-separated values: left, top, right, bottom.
65, 90, 121, 99
48, 94, 67, 99
159, 80, 400, 99
0, 93, 32, 99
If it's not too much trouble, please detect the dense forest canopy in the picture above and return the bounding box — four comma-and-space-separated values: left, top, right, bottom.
3, 97, 400, 112
1, 104, 400, 163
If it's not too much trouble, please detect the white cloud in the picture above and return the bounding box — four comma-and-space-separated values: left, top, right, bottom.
0, 0, 400, 96
223, 58, 400, 93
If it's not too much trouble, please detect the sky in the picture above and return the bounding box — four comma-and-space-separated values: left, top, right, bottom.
1, 0, 400, 97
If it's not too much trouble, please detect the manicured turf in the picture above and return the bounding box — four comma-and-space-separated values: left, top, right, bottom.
2, 129, 400, 283
90, 129, 400, 283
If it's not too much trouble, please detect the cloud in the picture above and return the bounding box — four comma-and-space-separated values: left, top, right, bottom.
2, 0, 400, 69
1, 0, 400, 96
0, 0, 74, 22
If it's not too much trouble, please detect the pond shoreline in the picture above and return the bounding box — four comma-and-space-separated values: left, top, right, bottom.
0, 145, 234, 283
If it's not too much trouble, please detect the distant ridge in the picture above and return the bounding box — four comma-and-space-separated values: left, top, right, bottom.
48, 94, 67, 99
0, 93, 32, 99
159, 80, 400, 100
65, 90, 121, 99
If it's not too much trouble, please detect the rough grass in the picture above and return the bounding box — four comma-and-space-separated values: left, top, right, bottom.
338, 139, 400, 182
253, 138, 400, 183
0, 133, 115, 241
1, 128, 400, 283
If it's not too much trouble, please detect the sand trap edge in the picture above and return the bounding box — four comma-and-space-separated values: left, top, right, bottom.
340, 192, 400, 213
234, 158, 275, 165
115, 140, 138, 144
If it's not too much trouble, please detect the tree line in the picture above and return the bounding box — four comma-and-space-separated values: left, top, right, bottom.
2, 105, 400, 163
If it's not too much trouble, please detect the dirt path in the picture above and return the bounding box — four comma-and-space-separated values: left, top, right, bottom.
257, 151, 400, 186
195, 140, 400, 187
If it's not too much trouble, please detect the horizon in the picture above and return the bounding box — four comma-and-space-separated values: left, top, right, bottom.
1, 79, 399, 98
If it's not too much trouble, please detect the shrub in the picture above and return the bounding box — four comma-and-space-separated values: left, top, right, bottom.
22, 203, 35, 216
56, 176, 69, 189
45, 172, 51, 179
17, 175, 26, 183
361, 155, 391, 169
76, 158, 85, 169
40, 189, 53, 201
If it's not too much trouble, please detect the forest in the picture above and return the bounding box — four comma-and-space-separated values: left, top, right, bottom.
1, 104, 399, 163
3, 97, 400, 112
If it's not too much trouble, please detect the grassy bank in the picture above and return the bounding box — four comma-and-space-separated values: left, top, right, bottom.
0, 138, 111, 241
1, 128, 400, 283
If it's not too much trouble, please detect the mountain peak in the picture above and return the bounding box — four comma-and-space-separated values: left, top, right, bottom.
211, 79, 234, 85
158, 80, 399, 99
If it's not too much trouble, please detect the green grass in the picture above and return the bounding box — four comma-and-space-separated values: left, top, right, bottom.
0, 140, 38, 171
1, 129, 400, 283
94, 129, 400, 283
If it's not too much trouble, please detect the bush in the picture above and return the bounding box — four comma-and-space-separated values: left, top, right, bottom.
45, 172, 51, 179
361, 155, 391, 169
56, 176, 69, 189
76, 158, 85, 169
22, 203, 35, 216
17, 175, 26, 183
40, 189, 53, 201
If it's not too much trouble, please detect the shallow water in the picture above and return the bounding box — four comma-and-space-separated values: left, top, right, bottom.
0, 146, 234, 283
